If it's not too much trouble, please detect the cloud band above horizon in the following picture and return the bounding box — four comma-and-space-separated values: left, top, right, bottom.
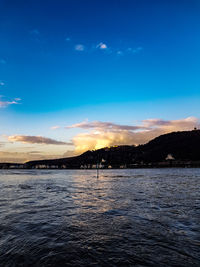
64, 117, 199, 153
7, 135, 73, 145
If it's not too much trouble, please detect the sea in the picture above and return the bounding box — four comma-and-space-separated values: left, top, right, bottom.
0, 168, 200, 267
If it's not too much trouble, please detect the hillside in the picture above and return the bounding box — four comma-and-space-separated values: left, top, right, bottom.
135, 129, 200, 162
23, 129, 200, 169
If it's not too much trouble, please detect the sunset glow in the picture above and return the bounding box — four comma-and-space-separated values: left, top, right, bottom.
0, 0, 199, 162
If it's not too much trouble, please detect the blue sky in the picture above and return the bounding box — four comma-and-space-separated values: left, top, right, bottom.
0, 0, 200, 162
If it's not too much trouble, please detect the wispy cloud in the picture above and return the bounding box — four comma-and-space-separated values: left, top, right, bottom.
127, 47, 143, 54
69, 37, 143, 56
0, 142, 5, 147
65, 120, 145, 131
0, 97, 21, 108
7, 135, 73, 145
142, 117, 198, 129
51, 125, 61, 130
94, 42, 143, 56
74, 44, 85, 51
0, 81, 5, 86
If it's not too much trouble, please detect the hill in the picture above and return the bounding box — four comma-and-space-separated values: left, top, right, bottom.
23, 129, 200, 169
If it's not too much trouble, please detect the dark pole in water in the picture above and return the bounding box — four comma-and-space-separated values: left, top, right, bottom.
97, 164, 99, 178
97, 154, 99, 178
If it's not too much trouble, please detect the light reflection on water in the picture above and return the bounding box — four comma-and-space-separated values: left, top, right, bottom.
0, 169, 200, 266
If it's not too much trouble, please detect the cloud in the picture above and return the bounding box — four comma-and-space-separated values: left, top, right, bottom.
0, 81, 5, 86
95, 43, 143, 56
62, 150, 76, 157
142, 118, 171, 127
72, 128, 160, 153
72, 131, 138, 152
2, 117, 198, 162
68, 38, 142, 56
142, 117, 199, 130
0, 142, 5, 147
115, 47, 143, 56
127, 47, 143, 54
65, 120, 145, 131
96, 42, 108, 50
28, 151, 42, 154
0, 151, 63, 163
66, 117, 199, 154
117, 51, 123, 56
0, 149, 76, 163
14, 97, 21, 101
51, 125, 61, 130
7, 135, 73, 145
0, 97, 21, 108
74, 44, 85, 51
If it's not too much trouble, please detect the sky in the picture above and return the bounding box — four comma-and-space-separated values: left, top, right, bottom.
0, 0, 200, 162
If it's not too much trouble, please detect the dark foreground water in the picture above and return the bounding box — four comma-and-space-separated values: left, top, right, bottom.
0, 169, 200, 267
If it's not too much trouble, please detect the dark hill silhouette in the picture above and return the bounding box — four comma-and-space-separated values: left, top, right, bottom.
23, 129, 200, 169
136, 129, 200, 162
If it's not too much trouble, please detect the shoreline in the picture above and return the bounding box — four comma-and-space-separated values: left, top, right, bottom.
1, 165, 200, 170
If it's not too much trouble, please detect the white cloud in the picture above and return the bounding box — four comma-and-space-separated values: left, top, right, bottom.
74, 44, 85, 51
95, 43, 142, 56
67, 38, 142, 57
96, 42, 108, 50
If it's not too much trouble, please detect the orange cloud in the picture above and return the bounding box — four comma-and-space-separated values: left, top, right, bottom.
2, 117, 199, 162
69, 117, 199, 153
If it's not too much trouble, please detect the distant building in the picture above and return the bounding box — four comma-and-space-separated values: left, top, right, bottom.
165, 154, 175, 160
120, 165, 126, 169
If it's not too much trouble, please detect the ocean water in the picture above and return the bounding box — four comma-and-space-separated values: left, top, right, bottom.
0, 168, 200, 267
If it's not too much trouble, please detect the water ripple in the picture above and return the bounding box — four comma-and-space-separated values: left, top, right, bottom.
0, 168, 200, 266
